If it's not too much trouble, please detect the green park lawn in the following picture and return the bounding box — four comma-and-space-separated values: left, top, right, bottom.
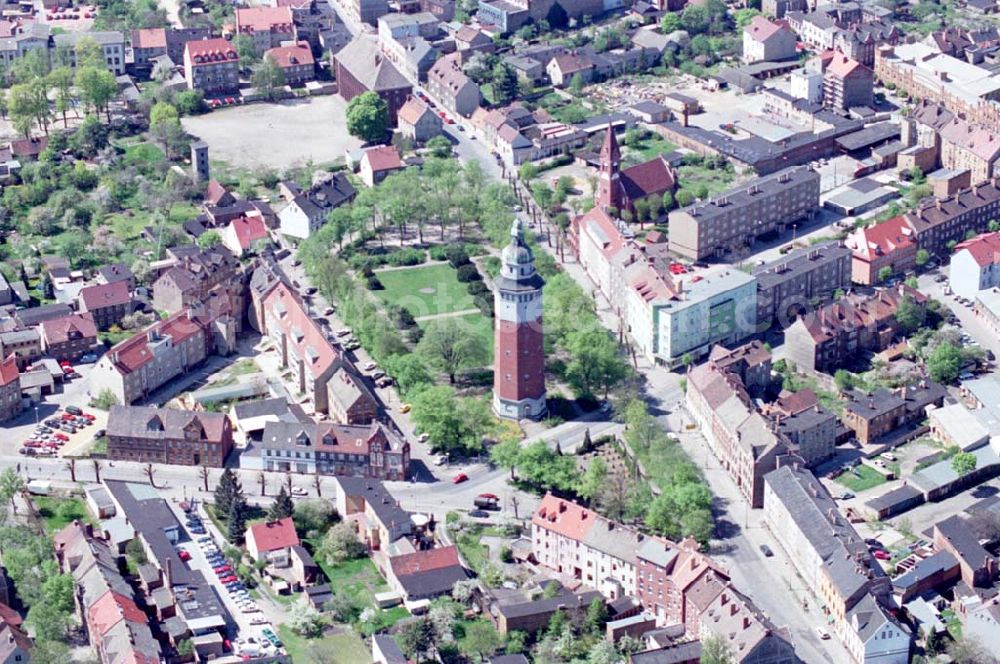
33, 496, 93, 533
428, 312, 494, 363
375, 263, 476, 317
277, 627, 372, 664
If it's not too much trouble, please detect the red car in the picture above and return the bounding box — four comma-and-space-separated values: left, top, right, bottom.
54, 433, 69, 441
178, 550, 191, 561
478, 493, 499, 501
219, 575, 237, 584
873, 550, 891, 561
452, 473, 468, 484
213, 565, 232, 574
61, 413, 76, 421
81, 413, 95, 420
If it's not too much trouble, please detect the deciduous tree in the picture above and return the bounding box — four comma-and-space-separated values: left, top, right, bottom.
346, 91, 389, 143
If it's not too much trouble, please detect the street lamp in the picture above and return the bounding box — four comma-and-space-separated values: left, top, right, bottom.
33, 406, 38, 425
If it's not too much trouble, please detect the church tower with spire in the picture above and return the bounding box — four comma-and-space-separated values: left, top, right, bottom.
597, 124, 624, 213
493, 218, 546, 421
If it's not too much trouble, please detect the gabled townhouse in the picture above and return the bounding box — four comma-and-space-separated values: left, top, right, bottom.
359, 145, 403, 187
951, 230, 1000, 299
256, 419, 409, 479
783, 285, 926, 372
130, 27, 212, 68
0, 22, 51, 69
331, 476, 412, 550
0, 611, 31, 664
78, 280, 131, 330
96, 262, 136, 289
546, 52, 594, 87
932, 515, 999, 593
0, 355, 21, 423
246, 517, 300, 566
52, 30, 126, 74
742, 16, 797, 63
277, 172, 357, 240
259, 281, 340, 413
151, 244, 242, 315
760, 388, 838, 467
841, 382, 947, 447
763, 464, 905, 663
385, 546, 467, 602
327, 365, 379, 424
426, 53, 481, 118
38, 313, 98, 361
106, 405, 233, 466
235, 6, 296, 56
221, 215, 269, 257
397, 96, 443, 143
686, 350, 788, 508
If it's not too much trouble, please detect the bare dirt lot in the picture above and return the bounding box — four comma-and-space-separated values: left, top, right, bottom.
181, 95, 364, 171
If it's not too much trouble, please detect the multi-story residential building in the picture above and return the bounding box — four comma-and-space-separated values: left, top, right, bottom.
52, 30, 126, 74
911, 102, 1000, 183
573, 208, 757, 366
354, 0, 390, 25
39, 313, 98, 362
841, 382, 947, 446
752, 241, 851, 330
152, 245, 241, 315
277, 173, 357, 240
260, 281, 340, 413
91, 306, 235, 404
823, 52, 874, 110
951, 230, 1000, 299
845, 215, 918, 286
0, 330, 41, 368
668, 166, 820, 260
687, 350, 788, 507
0, 611, 31, 664
784, 285, 926, 372
905, 178, 1000, 257
106, 405, 233, 466
235, 6, 296, 56
762, 0, 806, 17
742, 16, 797, 63
635, 536, 728, 629
257, 419, 409, 479
532, 492, 658, 600
761, 388, 838, 466
78, 280, 131, 330
476, 0, 604, 34
426, 54, 481, 118
763, 465, 907, 662
327, 366, 379, 425
0, 355, 21, 423
0, 23, 51, 69
875, 42, 1000, 130
130, 27, 212, 68
335, 34, 411, 126
183, 38, 240, 96
264, 42, 315, 86
932, 515, 999, 595
833, 21, 899, 68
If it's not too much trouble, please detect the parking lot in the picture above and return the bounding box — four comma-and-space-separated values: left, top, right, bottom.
177, 504, 288, 659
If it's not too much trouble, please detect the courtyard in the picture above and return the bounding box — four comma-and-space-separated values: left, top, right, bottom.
181, 95, 363, 170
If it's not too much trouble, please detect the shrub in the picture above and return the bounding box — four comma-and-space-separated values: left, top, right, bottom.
456, 264, 482, 282
429, 245, 449, 261
446, 245, 471, 267
366, 276, 384, 290
467, 281, 489, 296
475, 295, 494, 318
385, 247, 426, 267
391, 306, 417, 329
361, 266, 376, 279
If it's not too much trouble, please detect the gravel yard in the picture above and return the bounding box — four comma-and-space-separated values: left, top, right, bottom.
181, 95, 363, 170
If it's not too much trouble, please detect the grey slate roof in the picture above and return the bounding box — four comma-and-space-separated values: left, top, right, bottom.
337, 34, 410, 91
630, 642, 703, 664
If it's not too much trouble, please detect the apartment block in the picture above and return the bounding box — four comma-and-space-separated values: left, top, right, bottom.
53, 30, 125, 75
906, 178, 1000, 257
752, 241, 851, 329
951, 230, 1000, 299
106, 405, 233, 466
668, 166, 820, 260
183, 38, 240, 96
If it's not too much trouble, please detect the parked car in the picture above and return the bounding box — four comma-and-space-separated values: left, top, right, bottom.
291, 487, 307, 496
452, 473, 468, 484
79, 354, 98, 363
178, 550, 191, 561
323, 307, 335, 315
336, 329, 351, 337
363, 362, 377, 372
759, 544, 774, 557
65, 405, 82, 415
815, 627, 830, 640
400, 404, 411, 414
418, 433, 430, 443
873, 550, 891, 561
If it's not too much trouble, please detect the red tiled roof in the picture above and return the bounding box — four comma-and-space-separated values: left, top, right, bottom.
847, 215, 915, 262
362, 145, 402, 172
205, 179, 231, 206
265, 42, 314, 69
107, 310, 207, 375
0, 603, 22, 628
235, 6, 293, 33
389, 545, 461, 577
228, 215, 268, 250
262, 282, 338, 379
532, 492, 596, 542
955, 230, 1000, 266
40, 313, 98, 345
186, 38, 239, 65
81, 281, 130, 311
87, 591, 146, 637
0, 355, 17, 387
578, 207, 625, 259
397, 96, 432, 126
827, 52, 865, 79
551, 53, 593, 75
133, 28, 167, 49
247, 517, 300, 553
10, 136, 47, 157
621, 155, 677, 201
745, 16, 787, 42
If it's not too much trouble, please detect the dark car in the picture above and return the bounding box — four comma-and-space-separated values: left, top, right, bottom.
65, 405, 82, 415
45, 419, 61, 428
304, 287, 317, 295
760, 544, 774, 557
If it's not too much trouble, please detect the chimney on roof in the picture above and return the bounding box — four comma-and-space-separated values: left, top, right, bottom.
743, 616, 751, 629
165, 556, 173, 588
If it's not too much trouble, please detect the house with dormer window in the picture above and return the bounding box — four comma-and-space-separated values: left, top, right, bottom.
257, 419, 409, 479
106, 405, 233, 466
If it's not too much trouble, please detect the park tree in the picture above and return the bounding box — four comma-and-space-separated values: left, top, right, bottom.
517, 441, 579, 493
383, 353, 432, 395
268, 486, 295, 521
252, 54, 286, 101
7, 82, 47, 139
287, 598, 327, 637
927, 342, 963, 383
149, 101, 185, 158
76, 66, 118, 121
417, 317, 490, 383
234, 34, 259, 68
952, 452, 978, 477
426, 135, 452, 159
75, 36, 106, 69
490, 437, 522, 479
214, 468, 244, 517
0, 469, 25, 516
47, 66, 75, 127
346, 91, 389, 143
894, 295, 926, 334
564, 323, 629, 398
577, 457, 607, 503
227, 498, 248, 544
878, 266, 893, 283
